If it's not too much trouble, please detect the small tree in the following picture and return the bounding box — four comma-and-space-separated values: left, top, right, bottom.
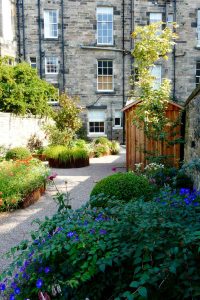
44, 94, 82, 146
130, 23, 181, 163
0, 57, 57, 116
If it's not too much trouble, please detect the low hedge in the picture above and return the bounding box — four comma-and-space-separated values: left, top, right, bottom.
2, 198, 200, 299
90, 172, 152, 201
5, 147, 32, 160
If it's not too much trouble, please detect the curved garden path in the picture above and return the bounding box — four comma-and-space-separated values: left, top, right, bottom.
0, 148, 126, 273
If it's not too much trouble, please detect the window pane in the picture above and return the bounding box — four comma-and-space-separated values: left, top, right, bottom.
115, 118, 120, 126
97, 7, 113, 45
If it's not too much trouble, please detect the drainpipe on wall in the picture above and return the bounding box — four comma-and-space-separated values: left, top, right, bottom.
173, 0, 177, 100
21, 0, 26, 60
122, 0, 125, 145
61, 0, 65, 92
37, 0, 42, 78
16, 0, 21, 61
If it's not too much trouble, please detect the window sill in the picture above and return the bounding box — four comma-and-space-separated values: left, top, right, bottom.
45, 73, 59, 75
113, 126, 123, 130
88, 133, 107, 137
95, 90, 115, 94
44, 37, 59, 40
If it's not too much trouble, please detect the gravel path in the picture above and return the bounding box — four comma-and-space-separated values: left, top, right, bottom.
0, 149, 126, 273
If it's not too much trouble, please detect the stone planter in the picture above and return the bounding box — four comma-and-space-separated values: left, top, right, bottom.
48, 157, 90, 168
20, 184, 46, 209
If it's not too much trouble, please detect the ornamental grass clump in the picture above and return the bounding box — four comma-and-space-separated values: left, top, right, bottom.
43, 145, 89, 163
0, 159, 49, 211
2, 198, 200, 299
90, 172, 153, 201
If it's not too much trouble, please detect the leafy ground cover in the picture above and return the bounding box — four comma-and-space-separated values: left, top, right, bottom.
0, 158, 49, 211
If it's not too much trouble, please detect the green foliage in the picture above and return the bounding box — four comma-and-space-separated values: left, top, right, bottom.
44, 93, 82, 146
93, 143, 110, 157
0, 159, 49, 211
174, 171, 193, 190
130, 22, 181, 159
0, 57, 57, 116
93, 137, 111, 146
90, 172, 152, 201
3, 197, 200, 299
90, 137, 120, 157
89, 193, 121, 208
43, 145, 89, 162
43, 124, 74, 146
110, 140, 120, 155
5, 147, 31, 160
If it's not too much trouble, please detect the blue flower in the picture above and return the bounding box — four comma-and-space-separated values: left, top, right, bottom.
0, 283, 6, 291
14, 287, 20, 295
9, 294, 15, 300
44, 267, 50, 274
19, 266, 25, 272
10, 282, 17, 289
28, 251, 34, 258
67, 231, 76, 238
36, 278, 43, 289
89, 229, 96, 234
14, 274, 19, 279
99, 229, 107, 235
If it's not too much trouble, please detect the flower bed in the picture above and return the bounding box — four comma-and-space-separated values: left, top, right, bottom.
0, 159, 49, 211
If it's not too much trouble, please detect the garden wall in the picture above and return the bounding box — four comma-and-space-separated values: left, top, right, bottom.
184, 85, 200, 190
0, 112, 47, 148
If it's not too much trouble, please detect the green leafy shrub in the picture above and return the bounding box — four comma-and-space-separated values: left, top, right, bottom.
93, 143, 110, 157
174, 171, 193, 189
89, 193, 121, 208
0, 159, 49, 211
5, 147, 32, 160
110, 140, 120, 155
2, 198, 200, 299
94, 137, 111, 146
90, 172, 152, 201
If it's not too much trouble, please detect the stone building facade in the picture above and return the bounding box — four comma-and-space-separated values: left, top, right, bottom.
0, 0, 17, 58
5, 0, 200, 142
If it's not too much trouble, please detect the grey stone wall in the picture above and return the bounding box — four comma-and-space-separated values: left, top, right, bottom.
15, 0, 200, 143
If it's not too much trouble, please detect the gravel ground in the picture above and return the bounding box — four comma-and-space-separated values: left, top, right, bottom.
0, 149, 126, 273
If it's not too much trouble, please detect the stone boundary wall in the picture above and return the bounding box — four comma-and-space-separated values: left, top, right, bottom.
0, 112, 48, 148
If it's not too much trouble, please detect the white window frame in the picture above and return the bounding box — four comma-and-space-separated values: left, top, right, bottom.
113, 110, 122, 128
97, 7, 113, 45
150, 65, 162, 90
45, 57, 59, 74
44, 10, 58, 39
97, 60, 114, 92
88, 110, 106, 135
196, 61, 200, 87
149, 12, 163, 24
30, 57, 37, 69
197, 10, 200, 47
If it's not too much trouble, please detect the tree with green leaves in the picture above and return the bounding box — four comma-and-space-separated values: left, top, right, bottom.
130, 22, 178, 140
130, 23, 183, 164
44, 93, 82, 146
0, 57, 57, 116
